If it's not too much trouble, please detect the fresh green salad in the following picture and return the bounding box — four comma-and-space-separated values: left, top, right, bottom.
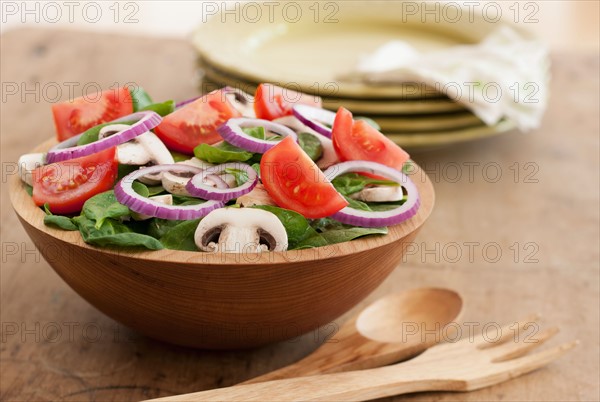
18, 84, 419, 253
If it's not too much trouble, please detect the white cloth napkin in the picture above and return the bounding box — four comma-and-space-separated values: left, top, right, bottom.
352, 26, 550, 132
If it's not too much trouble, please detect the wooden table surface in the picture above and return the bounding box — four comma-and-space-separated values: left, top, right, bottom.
1, 29, 598, 402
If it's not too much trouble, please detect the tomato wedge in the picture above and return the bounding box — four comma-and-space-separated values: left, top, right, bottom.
261, 137, 347, 219
32, 148, 118, 214
254, 83, 322, 121
52, 87, 133, 141
331, 107, 410, 170
154, 89, 241, 154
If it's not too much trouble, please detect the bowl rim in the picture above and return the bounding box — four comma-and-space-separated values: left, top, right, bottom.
11, 138, 435, 266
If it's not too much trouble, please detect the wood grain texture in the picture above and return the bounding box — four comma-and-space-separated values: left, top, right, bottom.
1, 28, 599, 401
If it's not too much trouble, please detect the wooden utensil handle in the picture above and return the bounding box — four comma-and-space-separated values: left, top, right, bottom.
145, 365, 449, 401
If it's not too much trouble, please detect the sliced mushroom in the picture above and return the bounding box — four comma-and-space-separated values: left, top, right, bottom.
98, 124, 175, 184
18, 153, 46, 186
161, 158, 237, 196
350, 186, 405, 203
236, 183, 276, 207
131, 194, 174, 221
273, 116, 339, 169
224, 88, 255, 118
195, 208, 288, 253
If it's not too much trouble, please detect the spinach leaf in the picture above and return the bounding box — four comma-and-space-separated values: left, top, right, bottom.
171, 194, 205, 206
159, 219, 200, 251
129, 87, 154, 111
319, 226, 388, 244
82, 191, 130, 229
367, 199, 407, 212
170, 151, 190, 162
147, 218, 184, 239
298, 132, 323, 161
243, 126, 266, 140
225, 167, 249, 186
77, 121, 132, 146
194, 142, 254, 164
74, 215, 163, 250
132, 181, 150, 198
345, 197, 372, 212
147, 185, 166, 196
251, 163, 261, 177
117, 164, 138, 180
355, 116, 381, 130
24, 183, 33, 196
42, 204, 78, 231
332, 173, 398, 196
252, 205, 326, 249
140, 100, 175, 117
309, 217, 387, 245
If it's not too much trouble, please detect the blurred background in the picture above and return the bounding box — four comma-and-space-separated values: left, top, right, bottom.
1, 0, 598, 51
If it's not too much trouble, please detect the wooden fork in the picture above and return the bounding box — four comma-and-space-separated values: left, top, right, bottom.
147, 316, 577, 401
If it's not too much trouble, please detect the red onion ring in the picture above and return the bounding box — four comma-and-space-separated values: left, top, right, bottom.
217, 118, 297, 153
323, 161, 420, 228
46, 111, 162, 164
292, 104, 335, 138
115, 164, 224, 220
186, 162, 258, 202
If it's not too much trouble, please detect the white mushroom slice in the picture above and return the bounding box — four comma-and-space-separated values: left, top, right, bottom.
273, 116, 339, 169
224, 88, 255, 118
236, 183, 276, 207
350, 186, 405, 203
98, 124, 175, 184
131, 194, 173, 221
18, 153, 45, 186
160, 159, 220, 196
195, 208, 288, 253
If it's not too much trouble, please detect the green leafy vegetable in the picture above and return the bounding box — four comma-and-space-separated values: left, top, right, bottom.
344, 197, 372, 212
24, 183, 33, 196
129, 87, 154, 111
170, 151, 190, 162
194, 142, 254, 164
77, 121, 133, 146
117, 164, 138, 180
132, 181, 150, 198
82, 191, 130, 229
332, 173, 398, 196
140, 100, 175, 117
42, 204, 78, 231
309, 217, 387, 245
74, 215, 163, 250
225, 167, 249, 186
253, 205, 327, 249
251, 163, 261, 177
159, 219, 200, 251
147, 218, 184, 239
298, 132, 323, 161
242, 126, 266, 140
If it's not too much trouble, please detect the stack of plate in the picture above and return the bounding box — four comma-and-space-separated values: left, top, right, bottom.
192, 2, 517, 150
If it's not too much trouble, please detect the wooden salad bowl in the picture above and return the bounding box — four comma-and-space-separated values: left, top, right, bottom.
10, 138, 435, 349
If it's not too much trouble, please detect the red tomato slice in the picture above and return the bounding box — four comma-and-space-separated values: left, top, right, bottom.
254, 83, 322, 121
261, 137, 348, 219
52, 88, 133, 141
154, 89, 241, 154
32, 148, 118, 215
332, 107, 410, 171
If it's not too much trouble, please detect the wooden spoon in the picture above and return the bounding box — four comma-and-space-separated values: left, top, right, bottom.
242, 287, 463, 384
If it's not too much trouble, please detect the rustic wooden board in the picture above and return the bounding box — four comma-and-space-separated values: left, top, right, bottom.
1, 28, 599, 401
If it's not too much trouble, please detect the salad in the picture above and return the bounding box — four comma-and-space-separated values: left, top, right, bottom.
18, 84, 420, 253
